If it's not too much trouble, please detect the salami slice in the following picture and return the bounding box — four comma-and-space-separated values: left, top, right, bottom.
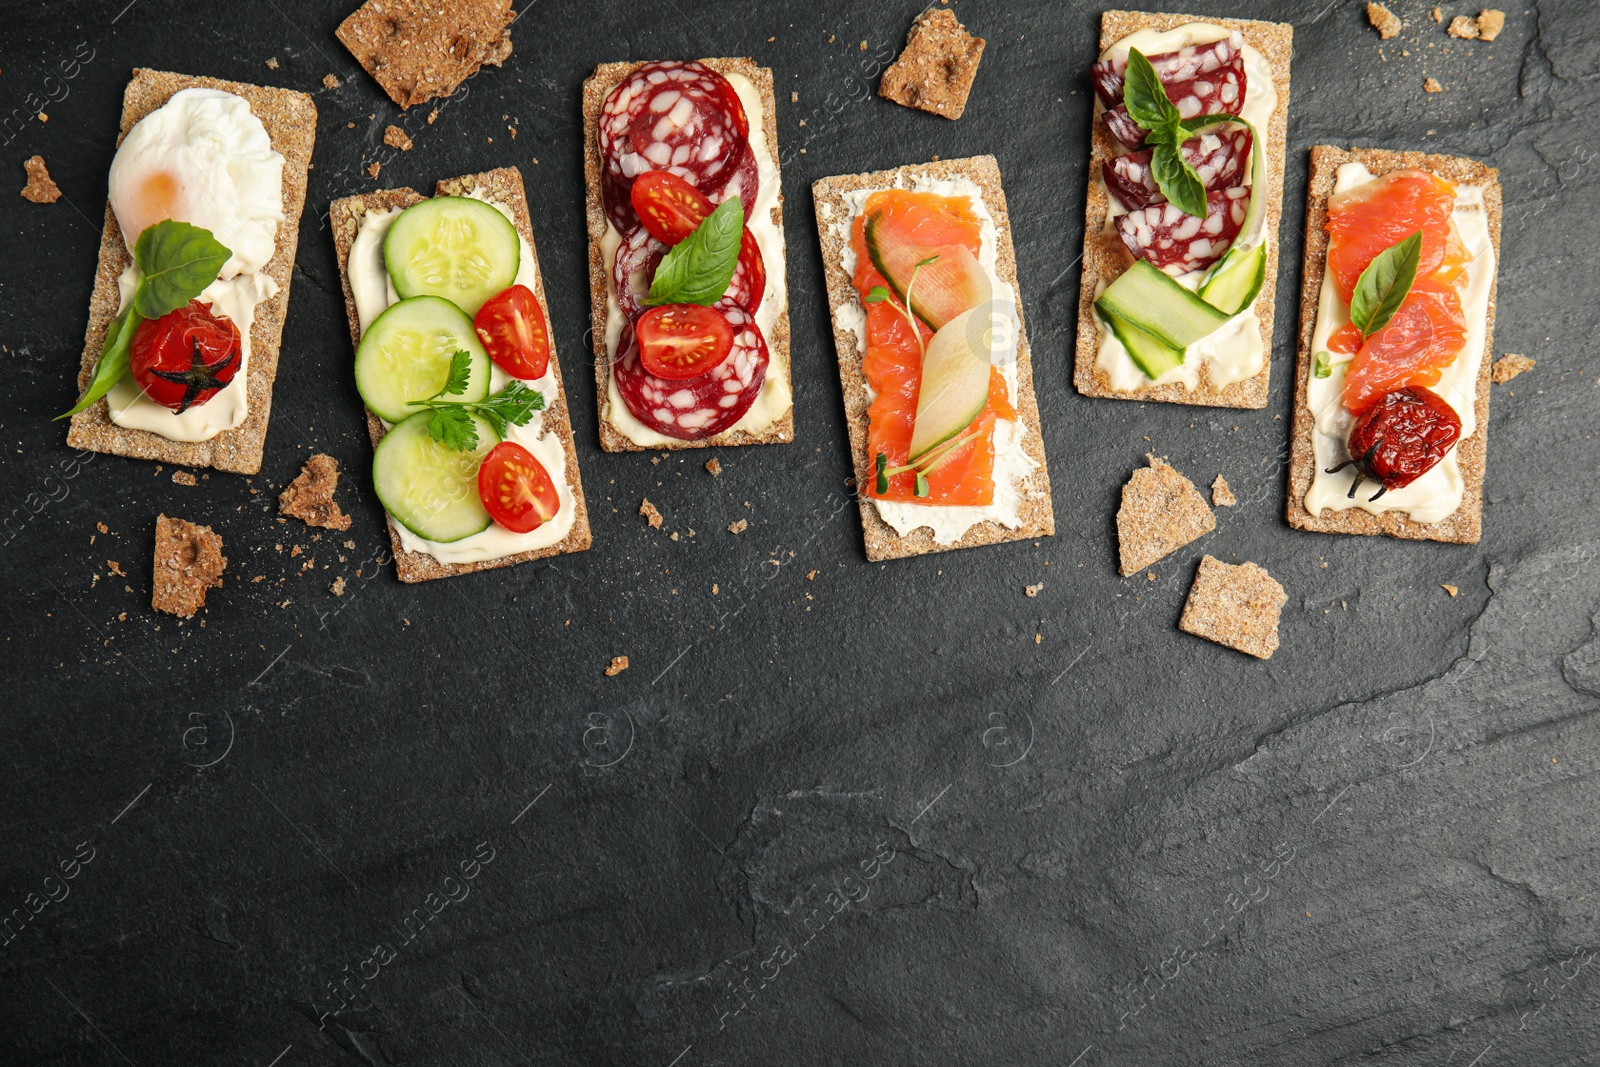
613, 302, 769, 440
613, 225, 765, 318
1116, 186, 1250, 276
1090, 32, 1245, 108
1104, 127, 1253, 211
710, 144, 759, 221
1101, 50, 1246, 151
599, 61, 749, 232
1104, 105, 1149, 151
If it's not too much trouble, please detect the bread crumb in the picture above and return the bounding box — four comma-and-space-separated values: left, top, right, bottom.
20, 156, 61, 203
1431, 5, 1443, 21
96, 522, 109, 534
331, 576, 347, 596
1442, 583, 1459, 597
290, 545, 302, 558
107, 560, 125, 577
280, 454, 353, 530
1211, 474, 1236, 507
172, 470, 197, 486
711, 583, 719, 595
640, 499, 663, 528
604, 655, 629, 677
791, 91, 799, 103
265, 57, 279, 70
1025, 582, 1043, 597
151, 515, 226, 619
1035, 633, 1042, 644
1367, 2, 1403, 39
1424, 77, 1444, 92
337, 0, 515, 109
705, 457, 721, 476
879, 8, 986, 120
1476, 9, 1505, 40
384, 125, 413, 151
1116, 456, 1216, 576
323, 73, 340, 89
806, 569, 817, 580
428, 108, 440, 124
1492, 353, 1535, 383
1179, 556, 1286, 660
367, 161, 381, 178
728, 519, 748, 534
1448, 15, 1479, 38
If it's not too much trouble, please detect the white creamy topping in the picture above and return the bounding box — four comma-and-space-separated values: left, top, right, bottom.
349, 190, 577, 565
829, 175, 1040, 546
1092, 23, 1278, 393
601, 71, 791, 446
1302, 162, 1495, 524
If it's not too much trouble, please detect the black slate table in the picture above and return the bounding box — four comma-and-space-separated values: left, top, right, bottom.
2, 1, 1597, 1064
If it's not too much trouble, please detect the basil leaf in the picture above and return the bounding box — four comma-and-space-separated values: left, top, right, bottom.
646, 198, 744, 307
1179, 114, 1244, 136
1122, 49, 1182, 135
1150, 142, 1208, 218
58, 309, 142, 419
131, 220, 231, 321
1350, 231, 1422, 338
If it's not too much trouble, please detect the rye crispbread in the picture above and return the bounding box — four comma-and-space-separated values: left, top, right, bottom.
812, 156, 1055, 563
1286, 146, 1501, 544
1073, 12, 1293, 409
329, 168, 593, 583
1178, 555, 1286, 660
1116, 455, 1215, 576
581, 58, 793, 453
878, 8, 987, 121
151, 514, 226, 618
336, 0, 514, 109
66, 70, 316, 474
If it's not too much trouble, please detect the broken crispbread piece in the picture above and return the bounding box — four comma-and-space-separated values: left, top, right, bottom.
1179, 555, 1286, 660
1492, 353, 1534, 383
1117, 455, 1215, 576
1212, 475, 1236, 507
329, 167, 593, 584
1367, 2, 1403, 39
20, 156, 61, 203
279, 454, 353, 531
812, 155, 1054, 562
1286, 146, 1501, 545
1073, 12, 1293, 410
336, 0, 514, 109
152, 514, 226, 618
65, 70, 316, 475
878, 8, 987, 121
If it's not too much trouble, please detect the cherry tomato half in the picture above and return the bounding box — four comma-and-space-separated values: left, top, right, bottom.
130, 299, 241, 413
477, 441, 561, 533
635, 304, 734, 381
474, 285, 551, 380
630, 171, 713, 245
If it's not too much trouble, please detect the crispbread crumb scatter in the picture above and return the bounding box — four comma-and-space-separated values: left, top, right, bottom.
728, 519, 748, 534
323, 73, 340, 89
279, 454, 353, 531
1212, 474, 1236, 507
1442, 583, 1459, 596
705, 457, 721, 476
1432, 6, 1443, 22
1367, 2, 1403, 39
152, 514, 226, 618
640, 499, 663, 528
1179, 556, 1286, 660
1476, 9, 1505, 40
337, 0, 514, 109
1117, 456, 1215, 576
878, 8, 986, 120
1492, 353, 1535, 383
1425, 77, 1444, 93
604, 656, 629, 677
1448, 15, 1480, 38
172, 470, 197, 486
21, 156, 61, 203
384, 125, 413, 151
331, 576, 347, 596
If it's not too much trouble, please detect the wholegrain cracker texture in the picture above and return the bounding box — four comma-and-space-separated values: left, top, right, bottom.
1178, 555, 1286, 660
329, 167, 593, 583
66, 71, 315, 475
582, 58, 792, 453
1073, 12, 1292, 410
1117, 455, 1214, 576
152, 514, 226, 618
1492, 353, 1534, 383
1286, 146, 1500, 544
812, 155, 1054, 562
878, 8, 987, 120
337, 0, 513, 109
279, 454, 352, 531
21, 156, 61, 203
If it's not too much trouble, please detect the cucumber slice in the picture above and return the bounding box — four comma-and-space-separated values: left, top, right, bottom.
372, 411, 499, 543
1102, 309, 1185, 380
355, 296, 491, 424
908, 307, 994, 461
1095, 260, 1232, 349
1199, 241, 1267, 315
864, 213, 992, 331
384, 196, 520, 316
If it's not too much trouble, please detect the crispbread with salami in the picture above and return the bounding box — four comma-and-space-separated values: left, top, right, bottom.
329, 168, 592, 583
66, 69, 315, 474
1073, 11, 1293, 410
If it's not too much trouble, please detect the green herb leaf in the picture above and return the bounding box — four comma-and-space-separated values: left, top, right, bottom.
1122, 49, 1182, 135
131, 220, 232, 321
913, 471, 930, 498
1313, 351, 1348, 379
57, 309, 142, 419
866, 286, 893, 304
645, 197, 744, 307
874, 453, 889, 495
1350, 231, 1422, 338
1178, 114, 1244, 136
426, 405, 480, 451
1150, 142, 1209, 218
438, 351, 472, 398
409, 381, 545, 451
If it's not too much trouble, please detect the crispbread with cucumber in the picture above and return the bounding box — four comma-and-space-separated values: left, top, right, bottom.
812, 156, 1054, 562
64, 69, 316, 474
1073, 11, 1292, 409
330, 168, 592, 583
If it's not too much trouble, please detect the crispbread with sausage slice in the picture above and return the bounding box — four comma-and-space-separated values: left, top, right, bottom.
66, 69, 315, 474
1073, 11, 1292, 410
812, 155, 1054, 562
329, 167, 592, 583
1286, 146, 1501, 544
581, 57, 793, 453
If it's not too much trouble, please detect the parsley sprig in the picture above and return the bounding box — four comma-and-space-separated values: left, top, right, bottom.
1121, 48, 1256, 219
407, 351, 544, 451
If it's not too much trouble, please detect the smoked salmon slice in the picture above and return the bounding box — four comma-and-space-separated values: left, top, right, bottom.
1343, 276, 1468, 414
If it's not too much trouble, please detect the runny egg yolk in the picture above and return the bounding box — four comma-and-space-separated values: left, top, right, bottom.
127, 170, 181, 240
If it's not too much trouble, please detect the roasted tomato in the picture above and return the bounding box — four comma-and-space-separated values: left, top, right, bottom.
1329, 385, 1462, 500
129, 300, 241, 413
474, 285, 551, 380
630, 171, 714, 245
635, 303, 734, 380
477, 441, 560, 533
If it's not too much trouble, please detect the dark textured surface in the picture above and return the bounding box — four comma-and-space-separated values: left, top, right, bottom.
1, 1, 1597, 1064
